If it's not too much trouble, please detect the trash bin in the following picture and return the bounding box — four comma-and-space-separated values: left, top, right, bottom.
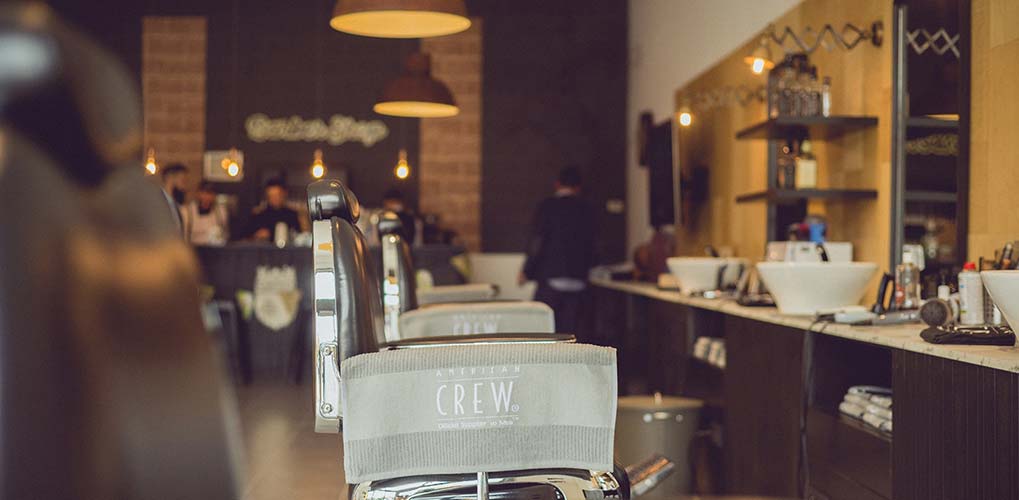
615, 393, 704, 496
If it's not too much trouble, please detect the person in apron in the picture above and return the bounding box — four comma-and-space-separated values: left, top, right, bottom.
184, 182, 229, 245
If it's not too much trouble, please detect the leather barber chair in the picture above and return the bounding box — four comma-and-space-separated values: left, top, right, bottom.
308, 178, 674, 500
0, 4, 241, 499
375, 211, 554, 341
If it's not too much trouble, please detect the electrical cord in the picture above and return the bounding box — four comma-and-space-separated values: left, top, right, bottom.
798, 319, 830, 497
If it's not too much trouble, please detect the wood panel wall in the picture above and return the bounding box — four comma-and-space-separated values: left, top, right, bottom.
673, 0, 893, 301
967, 0, 1019, 259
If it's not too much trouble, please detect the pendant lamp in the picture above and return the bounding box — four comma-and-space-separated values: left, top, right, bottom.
330, 0, 470, 39
374, 52, 458, 118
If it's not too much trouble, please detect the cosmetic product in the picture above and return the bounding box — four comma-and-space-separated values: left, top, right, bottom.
778, 141, 796, 189
795, 140, 817, 189
820, 76, 832, 117
894, 251, 921, 310
920, 298, 955, 327
959, 262, 984, 325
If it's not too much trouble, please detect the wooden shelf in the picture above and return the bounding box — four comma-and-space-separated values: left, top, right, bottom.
735, 188, 878, 204
906, 116, 959, 129
904, 190, 957, 203
735, 115, 879, 140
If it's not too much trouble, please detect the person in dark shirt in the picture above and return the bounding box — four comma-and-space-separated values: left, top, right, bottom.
160, 163, 189, 237
382, 188, 418, 245
519, 166, 597, 333
245, 179, 300, 241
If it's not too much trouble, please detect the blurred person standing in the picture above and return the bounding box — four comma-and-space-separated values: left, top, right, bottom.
160, 163, 189, 237
382, 188, 419, 245
519, 166, 597, 333
183, 182, 229, 246
244, 178, 301, 242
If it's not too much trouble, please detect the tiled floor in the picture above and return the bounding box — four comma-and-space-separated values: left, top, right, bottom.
235, 383, 346, 500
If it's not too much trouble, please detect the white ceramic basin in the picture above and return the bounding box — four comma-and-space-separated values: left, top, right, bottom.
981, 271, 1019, 328
756, 262, 878, 315
666, 257, 748, 294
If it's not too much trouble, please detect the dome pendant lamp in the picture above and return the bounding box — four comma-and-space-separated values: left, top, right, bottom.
374, 52, 459, 118
330, 0, 470, 39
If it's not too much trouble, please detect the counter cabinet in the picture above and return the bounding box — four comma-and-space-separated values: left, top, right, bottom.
591, 284, 1019, 500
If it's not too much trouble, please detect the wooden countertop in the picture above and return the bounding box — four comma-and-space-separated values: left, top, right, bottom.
592, 278, 1019, 374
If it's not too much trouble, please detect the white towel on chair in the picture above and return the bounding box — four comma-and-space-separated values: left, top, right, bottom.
340, 342, 617, 483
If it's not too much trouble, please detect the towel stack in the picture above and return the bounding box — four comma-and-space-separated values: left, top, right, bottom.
692, 337, 726, 369
838, 385, 892, 434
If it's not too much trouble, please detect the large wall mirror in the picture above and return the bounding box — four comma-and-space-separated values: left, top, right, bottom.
890, 0, 970, 296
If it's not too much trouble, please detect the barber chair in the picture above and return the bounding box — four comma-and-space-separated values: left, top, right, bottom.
0, 4, 241, 499
308, 179, 673, 500
375, 210, 553, 341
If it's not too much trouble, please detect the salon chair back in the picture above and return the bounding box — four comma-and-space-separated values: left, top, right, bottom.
0, 4, 240, 499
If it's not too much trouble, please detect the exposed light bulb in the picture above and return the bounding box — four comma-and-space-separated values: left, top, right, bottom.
394, 148, 410, 180
310, 149, 327, 179
221, 148, 242, 178
677, 106, 693, 127
144, 148, 158, 175
751, 57, 766, 75
743, 34, 775, 75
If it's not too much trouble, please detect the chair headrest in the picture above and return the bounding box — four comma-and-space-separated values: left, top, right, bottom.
308, 178, 360, 223
0, 3, 142, 186
377, 210, 403, 236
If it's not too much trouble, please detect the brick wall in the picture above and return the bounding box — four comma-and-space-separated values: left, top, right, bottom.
420, 20, 483, 251
142, 16, 207, 188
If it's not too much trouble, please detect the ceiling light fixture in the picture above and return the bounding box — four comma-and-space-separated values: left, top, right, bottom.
330, 0, 470, 39
375, 52, 458, 118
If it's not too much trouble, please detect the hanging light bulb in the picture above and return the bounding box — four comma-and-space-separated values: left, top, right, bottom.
677, 105, 693, 127
330, 0, 470, 39
221, 148, 241, 178
744, 34, 775, 75
144, 148, 158, 175
394, 148, 410, 180
310, 149, 327, 179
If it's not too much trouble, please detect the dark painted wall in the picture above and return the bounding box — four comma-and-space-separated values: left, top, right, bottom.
469, 0, 628, 261
47, 0, 628, 256
47, 0, 420, 217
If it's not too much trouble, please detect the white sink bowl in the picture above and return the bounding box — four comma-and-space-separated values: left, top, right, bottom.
981, 271, 1019, 328
666, 257, 748, 294
756, 262, 878, 316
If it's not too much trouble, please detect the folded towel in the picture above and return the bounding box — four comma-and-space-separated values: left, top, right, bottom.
844, 394, 871, 408
862, 412, 892, 433
870, 395, 893, 408
839, 401, 866, 419
399, 301, 555, 339
866, 404, 893, 420
340, 342, 617, 483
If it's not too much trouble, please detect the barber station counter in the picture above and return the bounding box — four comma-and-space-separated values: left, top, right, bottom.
591, 278, 1019, 500
592, 279, 1019, 374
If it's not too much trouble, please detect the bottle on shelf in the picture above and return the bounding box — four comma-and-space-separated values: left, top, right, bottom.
777, 140, 797, 189
820, 76, 832, 117
794, 140, 817, 189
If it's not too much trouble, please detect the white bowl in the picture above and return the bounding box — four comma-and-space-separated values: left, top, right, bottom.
981, 271, 1019, 328
666, 257, 748, 294
756, 262, 878, 315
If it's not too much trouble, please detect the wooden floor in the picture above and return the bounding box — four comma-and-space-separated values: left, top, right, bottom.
235, 383, 346, 500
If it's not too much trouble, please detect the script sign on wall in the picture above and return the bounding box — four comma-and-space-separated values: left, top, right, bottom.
245, 113, 390, 147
